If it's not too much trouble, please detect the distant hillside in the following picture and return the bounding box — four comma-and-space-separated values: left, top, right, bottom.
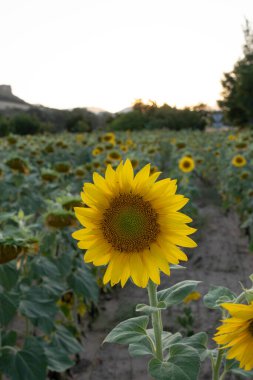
0, 85, 30, 110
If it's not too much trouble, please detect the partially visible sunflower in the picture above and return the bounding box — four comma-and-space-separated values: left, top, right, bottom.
102, 132, 116, 144
107, 151, 122, 161
183, 291, 201, 304
179, 156, 195, 173
214, 302, 253, 371
231, 155, 247, 168
72, 160, 197, 288
92, 147, 103, 156
240, 171, 249, 180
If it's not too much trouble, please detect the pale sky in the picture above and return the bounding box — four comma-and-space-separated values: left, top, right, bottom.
0, 0, 252, 112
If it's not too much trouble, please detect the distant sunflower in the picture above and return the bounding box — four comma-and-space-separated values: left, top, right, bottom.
102, 132, 116, 144
183, 291, 201, 304
232, 155, 247, 168
214, 302, 253, 371
72, 159, 197, 288
107, 151, 122, 161
92, 147, 103, 156
179, 156, 195, 173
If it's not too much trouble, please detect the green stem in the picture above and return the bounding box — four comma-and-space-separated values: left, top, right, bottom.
219, 369, 227, 380
147, 280, 163, 361
212, 348, 224, 380
25, 316, 30, 336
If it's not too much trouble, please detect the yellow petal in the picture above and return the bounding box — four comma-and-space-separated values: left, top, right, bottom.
142, 251, 160, 285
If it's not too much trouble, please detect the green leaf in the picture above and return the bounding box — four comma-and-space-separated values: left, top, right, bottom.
161, 332, 182, 350
203, 286, 236, 309
0, 292, 19, 326
30, 316, 55, 334
104, 316, 149, 345
19, 286, 58, 319
170, 265, 186, 270
67, 266, 99, 303
31, 256, 61, 279
148, 344, 200, 380
128, 335, 154, 357
1, 330, 17, 347
181, 332, 208, 361
226, 359, 253, 377
0, 337, 47, 380
157, 280, 201, 306
230, 368, 253, 377
136, 301, 167, 314
0, 262, 18, 290
52, 325, 83, 355
128, 330, 182, 358
43, 342, 74, 372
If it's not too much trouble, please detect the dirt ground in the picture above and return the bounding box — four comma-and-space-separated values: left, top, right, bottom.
71, 184, 253, 380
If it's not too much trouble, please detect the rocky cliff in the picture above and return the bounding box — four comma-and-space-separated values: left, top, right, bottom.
0, 85, 30, 110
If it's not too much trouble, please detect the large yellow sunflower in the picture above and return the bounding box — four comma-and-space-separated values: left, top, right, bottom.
214, 302, 253, 371
72, 159, 197, 288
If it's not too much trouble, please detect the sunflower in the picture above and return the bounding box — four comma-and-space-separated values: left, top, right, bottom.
183, 291, 201, 304
102, 132, 116, 144
240, 171, 249, 180
228, 134, 237, 141
231, 155, 247, 168
72, 160, 197, 288
179, 156, 195, 173
214, 302, 253, 371
130, 159, 139, 169
92, 146, 103, 156
107, 151, 122, 161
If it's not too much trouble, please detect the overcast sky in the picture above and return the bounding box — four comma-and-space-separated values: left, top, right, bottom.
0, 0, 252, 112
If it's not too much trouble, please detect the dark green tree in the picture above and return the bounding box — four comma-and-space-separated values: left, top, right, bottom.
0, 115, 11, 137
218, 20, 253, 126
11, 114, 41, 135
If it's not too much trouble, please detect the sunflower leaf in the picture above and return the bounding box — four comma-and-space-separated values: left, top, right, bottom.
157, 280, 201, 306
0, 291, 19, 326
0, 337, 47, 380
180, 332, 208, 361
103, 315, 149, 345
136, 301, 167, 314
148, 344, 200, 380
128, 335, 154, 357
170, 265, 186, 270
203, 286, 236, 309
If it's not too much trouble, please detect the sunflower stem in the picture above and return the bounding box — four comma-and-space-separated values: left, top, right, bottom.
212, 348, 224, 380
147, 280, 163, 361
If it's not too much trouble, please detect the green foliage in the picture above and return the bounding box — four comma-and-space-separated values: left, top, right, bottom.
218, 20, 253, 126
148, 344, 200, 380
157, 280, 201, 306
203, 286, 236, 309
177, 307, 194, 336
0, 115, 11, 136
11, 114, 41, 135
109, 110, 147, 131
65, 108, 95, 133
109, 102, 206, 131
0, 337, 47, 380
103, 316, 149, 345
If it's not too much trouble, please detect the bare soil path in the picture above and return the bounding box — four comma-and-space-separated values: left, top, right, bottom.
72, 184, 253, 380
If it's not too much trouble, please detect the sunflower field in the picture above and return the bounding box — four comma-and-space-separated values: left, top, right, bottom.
0, 128, 253, 380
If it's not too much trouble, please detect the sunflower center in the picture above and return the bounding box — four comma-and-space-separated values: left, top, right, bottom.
248, 320, 253, 336
101, 193, 160, 252
183, 161, 191, 169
